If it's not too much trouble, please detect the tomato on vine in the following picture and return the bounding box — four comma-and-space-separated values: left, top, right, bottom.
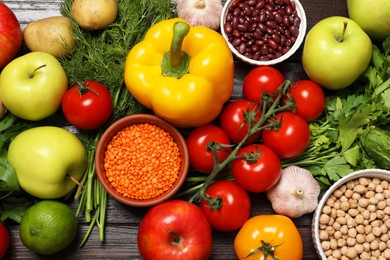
234, 215, 303, 260
186, 124, 231, 173
220, 99, 262, 145
242, 66, 285, 102
62, 80, 113, 130
262, 111, 310, 158
286, 80, 326, 122
200, 180, 251, 232
231, 144, 281, 193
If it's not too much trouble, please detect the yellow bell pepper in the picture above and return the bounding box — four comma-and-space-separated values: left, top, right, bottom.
124, 18, 234, 128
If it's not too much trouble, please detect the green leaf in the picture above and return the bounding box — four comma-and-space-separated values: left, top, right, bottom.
342, 145, 360, 166
323, 156, 354, 182
338, 105, 371, 152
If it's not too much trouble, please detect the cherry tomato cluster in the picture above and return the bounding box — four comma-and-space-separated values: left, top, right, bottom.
185, 66, 326, 232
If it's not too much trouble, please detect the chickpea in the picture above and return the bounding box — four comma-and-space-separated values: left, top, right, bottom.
336, 209, 345, 218
359, 198, 369, 208
334, 188, 344, 198
319, 230, 329, 240
376, 210, 385, 219
334, 230, 342, 239
359, 177, 370, 186
331, 249, 341, 259
370, 239, 379, 250
365, 190, 376, 199
372, 226, 382, 237
355, 185, 367, 194
368, 182, 376, 191
367, 204, 377, 212
377, 201, 387, 210
360, 251, 371, 259
322, 240, 331, 250
383, 248, 390, 258
375, 192, 384, 201
378, 241, 387, 252
330, 238, 338, 250
362, 242, 370, 252
320, 213, 331, 224
337, 238, 346, 247
344, 189, 353, 198
384, 190, 390, 199
346, 180, 355, 190
366, 233, 375, 243
352, 192, 361, 200
356, 233, 365, 244
348, 228, 357, 238
347, 217, 356, 228
369, 196, 379, 205
354, 243, 364, 254
383, 206, 390, 216
346, 247, 358, 258
322, 205, 332, 214
348, 208, 359, 217
347, 237, 356, 247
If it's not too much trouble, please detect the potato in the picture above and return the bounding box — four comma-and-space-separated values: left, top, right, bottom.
72, 0, 118, 30
23, 16, 76, 58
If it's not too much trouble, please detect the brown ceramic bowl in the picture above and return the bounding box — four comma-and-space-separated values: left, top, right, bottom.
95, 114, 189, 207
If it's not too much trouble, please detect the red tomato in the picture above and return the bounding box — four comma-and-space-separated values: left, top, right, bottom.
220, 100, 262, 145
287, 80, 326, 122
0, 222, 9, 258
231, 144, 281, 193
186, 124, 231, 173
242, 66, 285, 102
200, 180, 251, 232
262, 111, 310, 158
62, 80, 113, 130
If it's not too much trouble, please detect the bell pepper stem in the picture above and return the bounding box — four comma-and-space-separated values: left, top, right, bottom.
161, 21, 191, 78
170, 22, 190, 67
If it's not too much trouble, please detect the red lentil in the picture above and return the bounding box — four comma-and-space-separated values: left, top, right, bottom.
103, 123, 181, 200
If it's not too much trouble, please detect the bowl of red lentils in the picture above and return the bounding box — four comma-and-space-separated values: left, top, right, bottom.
312, 169, 390, 259
220, 0, 307, 66
95, 114, 189, 207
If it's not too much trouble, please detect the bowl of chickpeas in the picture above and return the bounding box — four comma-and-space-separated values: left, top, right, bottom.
312, 169, 390, 259
220, 0, 307, 66
95, 114, 189, 207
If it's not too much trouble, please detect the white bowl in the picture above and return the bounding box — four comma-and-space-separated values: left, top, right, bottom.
312, 168, 390, 259
220, 0, 307, 66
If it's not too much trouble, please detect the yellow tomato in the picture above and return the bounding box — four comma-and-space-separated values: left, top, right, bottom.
234, 215, 303, 260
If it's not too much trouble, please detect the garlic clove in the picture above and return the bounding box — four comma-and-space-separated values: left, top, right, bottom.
177, 0, 223, 30
266, 165, 321, 218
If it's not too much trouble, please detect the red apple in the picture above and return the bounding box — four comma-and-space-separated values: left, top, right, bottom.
137, 200, 213, 260
0, 2, 22, 69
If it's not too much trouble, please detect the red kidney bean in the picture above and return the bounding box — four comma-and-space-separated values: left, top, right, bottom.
232, 38, 241, 47
266, 20, 277, 29
223, 0, 301, 61
290, 26, 299, 37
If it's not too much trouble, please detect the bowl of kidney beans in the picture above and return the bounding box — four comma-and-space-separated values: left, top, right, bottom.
221, 0, 307, 65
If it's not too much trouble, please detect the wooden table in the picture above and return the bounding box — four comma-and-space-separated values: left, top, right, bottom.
3, 0, 349, 259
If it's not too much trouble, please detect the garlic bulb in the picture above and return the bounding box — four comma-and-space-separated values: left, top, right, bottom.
176, 0, 223, 30
266, 166, 321, 218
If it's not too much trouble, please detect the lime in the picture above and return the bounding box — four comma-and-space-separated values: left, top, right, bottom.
19, 200, 78, 255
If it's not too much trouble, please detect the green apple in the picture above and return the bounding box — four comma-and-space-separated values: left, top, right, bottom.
7, 126, 87, 199
302, 16, 372, 90
347, 0, 390, 41
0, 51, 68, 121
